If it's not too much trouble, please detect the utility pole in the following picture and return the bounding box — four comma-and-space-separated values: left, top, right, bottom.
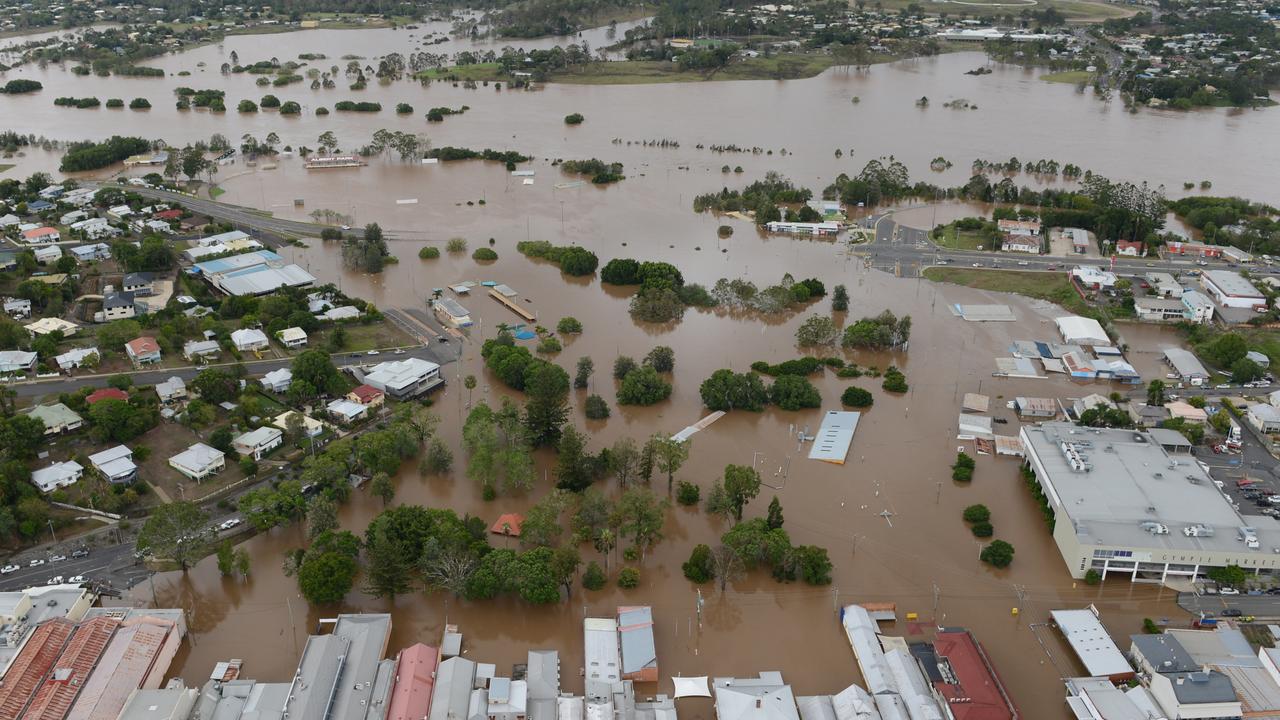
47, 519, 57, 545
932, 583, 941, 623
695, 588, 704, 629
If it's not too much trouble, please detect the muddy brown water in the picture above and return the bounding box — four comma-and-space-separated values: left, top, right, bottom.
4, 26, 1249, 716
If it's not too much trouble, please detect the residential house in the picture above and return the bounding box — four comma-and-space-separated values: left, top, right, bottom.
231, 328, 269, 352
88, 445, 138, 484
0, 213, 19, 229
1129, 403, 1171, 428
155, 376, 187, 403
997, 219, 1041, 236
122, 273, 154, 296
1166, 400, 1208, 424
0, 350, 37, 374
277, 327, 308, 347
31, 461, 84, 493
272, 410, 323, 438
101, 292, 139, 322
347, 384, 384, 408
24, 403, 83, 435
37, 185, 64, 201
33, 245, 61, 265
326, 398, 368, 423
232, 427, 283, 460
182, 339, 220, 362
71, 218, 119, 241
1247, 403, 1280, 434
59, 210, 87, 225
3, 298, 31, 318
69, 243, 111, 262
319, 305, 361, 322
86, 387, 129, 405
25, 200, 53, 213
106, 205, 134, 221
54, 347, 98, 374
125, 336, 162, 366
168, 443, 226, 481
21, 227, 60, 244
1000, 235, 1040, 254
26, 317, 78, 336
1116, 239, 1144, 256
260, 368, 292, 393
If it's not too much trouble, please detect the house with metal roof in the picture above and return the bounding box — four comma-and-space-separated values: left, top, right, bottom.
909, 628, 1019, 720
585, 618, 621, 699
327, 398, 368, 423
1202, 270, 1265, 310
89, 445, 137, 484
31, 460, 84, 493
24, 402, 83, 435
261, 367, 293, 392
230, 328, 269, 352
0, 350, 37, 374
54, 346, 98, 371
1055, 315, 1110, 345
1248, 403, 1280, 434
526, 650, 560, 720
363, 357, 443, 399
182, 339, 220, 361
1050, 608, 1135, 682
232, 427, 282, 460
65, 615, 187, 720
618, 607, 658, 683
155, 376, 186, 403
1065, 677, 1165, 720
808, 411, 860, 464
277, 326, 308, 347
430, 656, 478, 720
168, 443, 225, 481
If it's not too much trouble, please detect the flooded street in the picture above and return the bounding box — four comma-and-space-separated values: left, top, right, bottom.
4, 22, 1252, 717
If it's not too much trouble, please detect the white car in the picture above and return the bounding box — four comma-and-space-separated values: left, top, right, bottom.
67, 575, 85, 584
28, 559, 44, 567
366, 349, 380, 356
0, 565, 18, 574
46, 576, 63, 585
1219, 587, 1240, 595
219, 518, 242, 531
394, 348, 406, 355
49, 554, 66, 563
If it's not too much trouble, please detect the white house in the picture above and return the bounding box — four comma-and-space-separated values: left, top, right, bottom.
232, 427, 283, 460
21, 226, 60, 244
231, 328, 269, 352
69, 243, 111, 262
31, 461, 84, 493
54, 347, 98, 371
25, 402, 83, 435
106, 205, 134, 221
277, 327, 308, 348
88, 445, 137, 484
33, 245, 62, 265
0, 350, 37, 374
0, 213, 19, 229
183, 339, 221, 361
260, 368, 292, 393
318, 306, 361, 322
2, 298, 31, 318
168, 443, 226, 481
1001, 236, 1040, 254
1071, 265, 1118, 290
272, 410, 323, 438
998, 219, 1041, 236
25, 317, 78, 336
1182, 290, 1215, 324
326, 398, 368, 423
59, 210, 87, 225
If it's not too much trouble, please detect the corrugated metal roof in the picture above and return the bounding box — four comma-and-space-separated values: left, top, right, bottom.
0, 618, 75, 719
808, 412, 860, 464
25, 616, 120, 720
617, 607, 656, 677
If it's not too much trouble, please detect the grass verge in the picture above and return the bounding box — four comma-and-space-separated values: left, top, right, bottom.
1041, 70, 1093, 84
923, 267, 1093, 315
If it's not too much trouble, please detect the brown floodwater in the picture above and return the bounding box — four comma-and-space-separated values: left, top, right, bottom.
5, 24, 1254, 717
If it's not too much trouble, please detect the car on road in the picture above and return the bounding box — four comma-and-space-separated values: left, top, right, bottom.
28, 559, 44, 567
0, 565, 18, 574
340, 225, 351, 231
219, 518, 242, 531
46, 576, 63, 585
1017, 261, 1029, 266
49, 554, 66, 563
1046, 264, 1058, 270
70, 549, 88, 558
971, 262, 982, 267
1222, 608, 1244, 617
394, 348, 406, 355
367, 350, 380, 355
67, 575, 84, 584
1220, 587, 1241, 595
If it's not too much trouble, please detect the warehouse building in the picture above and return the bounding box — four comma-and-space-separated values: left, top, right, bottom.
1201, 270, 1266, 310
1021, 422, 1280, 582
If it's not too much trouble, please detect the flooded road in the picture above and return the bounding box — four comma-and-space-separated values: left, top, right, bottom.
1, 22, 1246, 717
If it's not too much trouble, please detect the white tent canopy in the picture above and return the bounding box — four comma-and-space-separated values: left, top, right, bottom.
672, 677, 711, 698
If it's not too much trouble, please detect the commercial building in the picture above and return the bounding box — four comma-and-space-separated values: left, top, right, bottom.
1163, 348, 1211, 385
386, 643, 439, 720
1165, 241, 1222, 258
1013, 396, 1057, 418
1247, 403, 1280, 434
1064, 227, 1090, 254
618, 606, 658, 683
584, 618, 621, 699
168, 443, 226, 481
1145, 272, 1183, 299
526, 650, 560, 720
1055, 316, 1109, 346
1000, 235, 1040, 254
363, 357, 443, 399
31, 460, 84, 493
1049, 607, 1135, 682
281, 614, 392, 720
65, 613, 187, 720
193, 250, 316, 297
841, 604, 944, 718
88, 445, 137, 484
713, 672, 800, 720
1130, 634, 1241, 719
1022, 422, 1280, 582
1064, 677, 1164, 720
433, 298, 473, 328
24, 402, 83, 435
233, 427, 283, 460
908, 628, 1019, 720
1163, 627, 1280, 717
1134, 297, 1187, 322
430, 656, 477, 720
116, 686, 198, 720
1182, 290, 1216, 324
1071, 266, 1117, 290
764, 221, 840, 236
1201, 270, 1266, 310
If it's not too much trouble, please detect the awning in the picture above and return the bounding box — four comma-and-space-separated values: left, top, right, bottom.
672, 677, 711, 698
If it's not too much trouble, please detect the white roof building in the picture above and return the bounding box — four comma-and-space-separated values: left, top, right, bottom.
1072, 266, 1118, 289
54, 346, 98, 370
168, 443, 226, 481
233, 426, 283, 460
155, 376, 187, 403
326, 398, 368, 422
319, 306, 361, 322
231, 328, 269, 351
0, 350, 37, 374
88, 445, 137, 484
261, 368, 293, 392
1055, 315, 1109, 346
25, 317, 79, 336
277, 327, 308, 347
363, 357, 442, 399
31, 461, 84, 493
713, 672, 800, 720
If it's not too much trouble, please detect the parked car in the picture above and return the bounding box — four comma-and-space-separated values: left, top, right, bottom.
70, 549, 88, 558
1220, 587, 1241, 595
366, 350, 380, 356
0, 565, 18, 574
49, 554, 66, 563
46, 576, 63, 585
1222, 608, 1244, 617
219, 518, 242, 531
28, 559, 44, 567
67, 575, 84, 584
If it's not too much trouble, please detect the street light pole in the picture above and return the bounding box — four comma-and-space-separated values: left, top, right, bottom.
47, 519, 57, 545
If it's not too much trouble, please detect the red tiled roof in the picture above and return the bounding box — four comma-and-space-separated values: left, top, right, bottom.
490, 513, 524, 536
0, 618, 75, 719
125, 337, 160, 356
152, 209, 181, 220
386, 643, 439, 720
23, 616, 120, 720
22, 227, 58, 238
86, 388, 129, 404
930, 630, 1019, 720
349, 384, 383, 404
